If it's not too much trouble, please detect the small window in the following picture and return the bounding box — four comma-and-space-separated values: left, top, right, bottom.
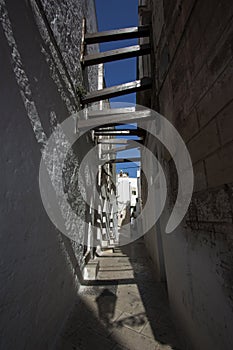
132, 190, 136, 195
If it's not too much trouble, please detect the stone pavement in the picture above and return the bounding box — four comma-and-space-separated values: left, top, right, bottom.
56, 239, 183, 350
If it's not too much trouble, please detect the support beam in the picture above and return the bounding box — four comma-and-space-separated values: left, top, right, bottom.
102, 145, 140, 154
106, 158, 141, 164
95, 129, 143, 136
81, 78, 151, 104
84, 25, 150, 44
99, 139, 142, 145
78, 109, 151, 130
88, 107, 136, 117
83, 44, 150, 66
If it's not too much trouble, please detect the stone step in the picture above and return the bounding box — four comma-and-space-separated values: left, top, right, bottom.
83, 260, 99, 281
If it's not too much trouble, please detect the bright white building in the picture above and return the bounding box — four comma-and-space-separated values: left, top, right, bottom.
117, 171, 138, 212
117, 171, 139, 227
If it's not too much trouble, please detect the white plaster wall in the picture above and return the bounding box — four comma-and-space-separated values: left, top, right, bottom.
0, 0, 99, 348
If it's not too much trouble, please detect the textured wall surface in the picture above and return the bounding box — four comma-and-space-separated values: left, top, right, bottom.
139, 0, 233, 349
0, 0, 98, 349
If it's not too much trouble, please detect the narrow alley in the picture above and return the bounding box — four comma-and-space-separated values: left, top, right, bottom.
57, 238, 182, 350
1, 0, 233, 349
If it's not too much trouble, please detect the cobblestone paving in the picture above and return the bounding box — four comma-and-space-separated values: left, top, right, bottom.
56, 239, 183, 350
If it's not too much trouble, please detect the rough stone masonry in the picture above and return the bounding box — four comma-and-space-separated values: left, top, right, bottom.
0, 0, 99, 348
139, 1, 233, 349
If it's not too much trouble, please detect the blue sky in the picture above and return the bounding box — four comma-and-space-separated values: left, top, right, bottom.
95, 0, 140, 177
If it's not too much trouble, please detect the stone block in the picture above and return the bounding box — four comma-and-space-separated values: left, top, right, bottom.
188, 119, 220, 164
184, 63, 210, 114
204, 0, 233, 61
158, 42, 170, 85
193, 161, 207, 193
207, 16, 233, 80
169, 39, 190, 91
217, 99, 233, 146
166, 0, 196, 59
159, 73, 174, 123
151, 0, 164, 46
83, 260, 99, 281
188, 185, 232, 223
205, 142, 233, 188
197, 60, 233, 127
175, 108, 199, 143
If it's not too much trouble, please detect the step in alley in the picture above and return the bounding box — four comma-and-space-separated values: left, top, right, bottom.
56, 239, 182, 350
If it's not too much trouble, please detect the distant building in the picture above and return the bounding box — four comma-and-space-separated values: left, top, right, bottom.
117, 171, 139, 227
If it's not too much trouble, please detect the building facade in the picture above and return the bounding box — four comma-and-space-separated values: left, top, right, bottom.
137, 1, 233, 349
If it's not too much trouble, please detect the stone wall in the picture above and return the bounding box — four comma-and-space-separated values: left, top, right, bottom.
0, 0, 98, 349
139, 0, 233, 349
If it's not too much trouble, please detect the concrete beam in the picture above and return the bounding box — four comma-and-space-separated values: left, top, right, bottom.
106, 157, 141, 164
84, 25, 150, 44
99, 139, 142, 144
77, 109, 151, 130
94, 129, 143, 136
102, 145, 140, 154
83, 44, 150, 66
81, 78, 152, 104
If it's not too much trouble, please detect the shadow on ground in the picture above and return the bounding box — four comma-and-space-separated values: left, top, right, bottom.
56, 238, 184, 350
